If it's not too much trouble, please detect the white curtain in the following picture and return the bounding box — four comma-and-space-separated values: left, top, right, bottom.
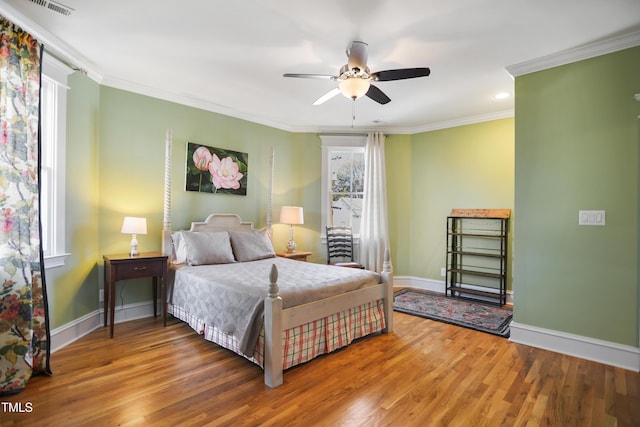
359, 132, 389, 272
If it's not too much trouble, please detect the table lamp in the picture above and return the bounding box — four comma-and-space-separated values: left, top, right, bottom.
121, 216, 147, 257
279, 206, 304, 253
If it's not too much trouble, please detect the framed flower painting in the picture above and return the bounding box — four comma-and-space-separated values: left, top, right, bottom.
185, 142, 248, 195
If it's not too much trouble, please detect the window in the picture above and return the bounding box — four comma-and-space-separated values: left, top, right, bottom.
321, 135, 366, 236
40, 54, 72, 268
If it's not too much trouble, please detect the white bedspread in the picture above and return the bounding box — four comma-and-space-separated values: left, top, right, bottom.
170, 257, 380, 356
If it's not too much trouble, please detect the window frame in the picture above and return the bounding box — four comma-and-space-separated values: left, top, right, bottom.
40, 53, 72, 269
320, 134, 366, 241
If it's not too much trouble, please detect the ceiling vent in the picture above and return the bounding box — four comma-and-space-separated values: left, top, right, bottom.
26, 0, 74, 16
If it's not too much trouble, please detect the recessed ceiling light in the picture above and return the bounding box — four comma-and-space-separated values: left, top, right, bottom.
494, 92, 510, 100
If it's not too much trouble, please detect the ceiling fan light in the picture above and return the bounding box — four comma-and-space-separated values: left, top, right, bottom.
339, 78, 370, 100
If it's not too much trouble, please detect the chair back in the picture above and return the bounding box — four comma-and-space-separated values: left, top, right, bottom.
326, 226, 355, 264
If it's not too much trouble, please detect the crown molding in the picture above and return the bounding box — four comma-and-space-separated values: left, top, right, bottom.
406, 109, 515, 134
100, 75, 298, 133
506, 29, 640, 77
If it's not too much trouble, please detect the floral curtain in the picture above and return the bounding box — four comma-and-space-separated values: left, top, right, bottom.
0, 16, 51, 396
359, 132, 389, 272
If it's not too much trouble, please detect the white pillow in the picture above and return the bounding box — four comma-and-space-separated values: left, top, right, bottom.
181, 231, 236, 266
229, 230, 275, 262
171, 231, 188, 264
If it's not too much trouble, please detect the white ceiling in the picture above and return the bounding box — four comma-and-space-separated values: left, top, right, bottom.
2, 0, 640, 133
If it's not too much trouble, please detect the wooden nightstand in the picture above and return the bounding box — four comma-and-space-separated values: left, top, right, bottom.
276, 251, 312, 262
103, 252, 168, 338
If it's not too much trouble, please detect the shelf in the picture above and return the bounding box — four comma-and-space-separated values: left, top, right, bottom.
446, 285, 504, 302
447, 232, 503, 239
448, 268, 503, 279
448, 250, 504, 259
446, 211, 509, 306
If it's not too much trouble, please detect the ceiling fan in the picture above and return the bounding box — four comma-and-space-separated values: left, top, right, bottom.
283, 41, 430, 106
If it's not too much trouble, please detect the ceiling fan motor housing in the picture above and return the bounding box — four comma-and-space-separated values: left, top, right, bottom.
347, 41, 369, 74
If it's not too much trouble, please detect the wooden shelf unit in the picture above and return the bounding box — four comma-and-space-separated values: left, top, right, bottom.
445, 209, 510, 306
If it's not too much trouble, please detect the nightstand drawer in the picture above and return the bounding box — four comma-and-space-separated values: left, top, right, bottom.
114, 259, 165, 280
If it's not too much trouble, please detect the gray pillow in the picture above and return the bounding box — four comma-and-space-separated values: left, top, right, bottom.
229, 230, 275, 262
181, 231, 235, 265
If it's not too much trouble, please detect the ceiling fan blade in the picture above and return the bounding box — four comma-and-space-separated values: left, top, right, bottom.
347, 41, 368, 72
313, 88, 341, 105
365, 84, 391, 105
370, 67, 431, 81
283, 73, 337, 80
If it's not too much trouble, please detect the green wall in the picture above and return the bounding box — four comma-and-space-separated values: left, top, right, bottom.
514, 46, 640, 346
385, 134, 413, 275
386, 119, 515, 284
46, 73, 100, 328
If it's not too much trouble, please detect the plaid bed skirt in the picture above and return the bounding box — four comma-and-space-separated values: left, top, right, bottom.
169, 299, 386, 370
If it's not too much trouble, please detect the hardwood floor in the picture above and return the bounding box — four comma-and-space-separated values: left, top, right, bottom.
2, 312, 639, 426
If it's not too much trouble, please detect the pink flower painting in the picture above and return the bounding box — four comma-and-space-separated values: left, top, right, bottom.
186, 143, 247, 195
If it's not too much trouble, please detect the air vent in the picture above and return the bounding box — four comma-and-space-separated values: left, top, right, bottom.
26, 0, 74, 16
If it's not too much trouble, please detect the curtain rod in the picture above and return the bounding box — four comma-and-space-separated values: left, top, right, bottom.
43, 47, 87, 75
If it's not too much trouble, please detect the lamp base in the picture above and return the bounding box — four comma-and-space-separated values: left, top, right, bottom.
286, 240, 297, 254
130, 234, 139, 257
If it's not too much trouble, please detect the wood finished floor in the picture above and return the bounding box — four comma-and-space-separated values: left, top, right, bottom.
2, 310, 639, 426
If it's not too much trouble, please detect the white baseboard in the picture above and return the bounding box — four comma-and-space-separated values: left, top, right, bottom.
510, 322, 640, 372
50, 300, 159, 353
394, 275, 445, 293
50, 310, 101, 353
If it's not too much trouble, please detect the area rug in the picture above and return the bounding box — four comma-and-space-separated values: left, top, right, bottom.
393, 288, 512, 338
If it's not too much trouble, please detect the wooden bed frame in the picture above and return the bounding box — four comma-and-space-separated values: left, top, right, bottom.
160, 131, 394, 387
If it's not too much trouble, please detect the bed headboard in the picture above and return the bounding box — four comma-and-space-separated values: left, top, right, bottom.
189, 213, 255, 233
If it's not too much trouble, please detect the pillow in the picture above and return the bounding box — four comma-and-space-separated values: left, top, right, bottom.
229, 229, 275, 262
180, 231, 236, 266
171, 231, 188, 264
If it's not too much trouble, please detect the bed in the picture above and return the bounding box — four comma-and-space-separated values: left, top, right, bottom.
160, 132, 393, 388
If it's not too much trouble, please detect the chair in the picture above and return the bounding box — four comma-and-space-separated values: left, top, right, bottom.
326, 226, 364, 269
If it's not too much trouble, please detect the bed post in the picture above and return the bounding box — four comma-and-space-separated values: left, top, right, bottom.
265, 147, 274, 241
264, 264, 283, 387
162, 128, 173, 259
382, 248, 394, 333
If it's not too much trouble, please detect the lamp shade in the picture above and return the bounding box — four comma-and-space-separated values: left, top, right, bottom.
121, 216, 147, 235
339, 77, 370, 99
279, 206, 304, 225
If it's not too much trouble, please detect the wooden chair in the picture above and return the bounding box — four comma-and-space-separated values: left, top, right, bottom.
326, 226, 364, 269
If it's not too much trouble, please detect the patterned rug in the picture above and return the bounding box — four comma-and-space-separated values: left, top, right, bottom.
393, 288, 512, 338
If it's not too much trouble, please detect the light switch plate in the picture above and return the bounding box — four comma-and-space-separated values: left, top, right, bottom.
579, 210, 606, 226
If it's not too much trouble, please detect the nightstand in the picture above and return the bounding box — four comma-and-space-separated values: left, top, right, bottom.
103, 252, 168, 338
276, 251, 312, 262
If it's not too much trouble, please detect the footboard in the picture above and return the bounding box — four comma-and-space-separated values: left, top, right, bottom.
263, 251, 394, 388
